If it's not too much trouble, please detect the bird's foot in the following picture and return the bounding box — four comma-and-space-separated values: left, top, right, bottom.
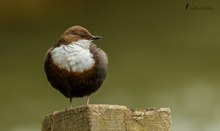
86, 95, 90, 105
68, 98, 73, 109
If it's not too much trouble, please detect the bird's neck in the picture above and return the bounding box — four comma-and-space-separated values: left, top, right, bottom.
72, 39, 92, 49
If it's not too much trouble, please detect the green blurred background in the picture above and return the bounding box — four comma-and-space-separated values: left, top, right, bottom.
1, 0, 220, 130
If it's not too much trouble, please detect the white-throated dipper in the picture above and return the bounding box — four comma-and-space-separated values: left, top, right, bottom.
44, 25, 108, 107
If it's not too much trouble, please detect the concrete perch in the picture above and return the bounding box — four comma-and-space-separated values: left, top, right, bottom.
41, 104, 172, 131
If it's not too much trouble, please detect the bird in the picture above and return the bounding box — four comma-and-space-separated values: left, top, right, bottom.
44, 25, 108, 108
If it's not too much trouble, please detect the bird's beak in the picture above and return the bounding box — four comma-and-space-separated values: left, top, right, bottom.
92, 36, 103, 40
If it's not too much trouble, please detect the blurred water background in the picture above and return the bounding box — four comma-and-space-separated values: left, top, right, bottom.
0, 0, 220, 131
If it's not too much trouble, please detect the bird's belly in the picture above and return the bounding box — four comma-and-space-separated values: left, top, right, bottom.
47, 64, 104, 98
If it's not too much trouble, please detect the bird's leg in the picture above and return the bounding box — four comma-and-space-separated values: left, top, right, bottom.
69, 97, 73, 109
86, 95, 90, 105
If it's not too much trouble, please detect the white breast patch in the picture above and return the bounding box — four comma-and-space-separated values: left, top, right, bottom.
50, 40, 95, 72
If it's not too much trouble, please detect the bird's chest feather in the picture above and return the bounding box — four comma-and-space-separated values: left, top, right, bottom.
50, 40, 95, 73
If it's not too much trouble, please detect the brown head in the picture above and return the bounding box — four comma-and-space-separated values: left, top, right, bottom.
57, 25, 102, 46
